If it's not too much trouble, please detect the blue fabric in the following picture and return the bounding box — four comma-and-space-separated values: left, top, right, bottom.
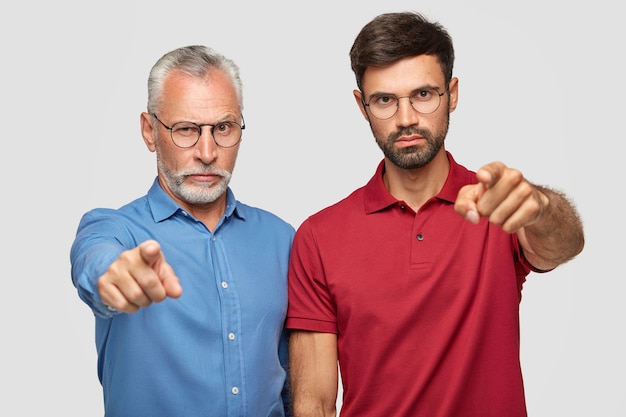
71, 178, 294, 417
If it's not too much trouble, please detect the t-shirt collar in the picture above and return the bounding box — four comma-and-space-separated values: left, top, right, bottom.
147, 177, 244, 222
363, 151, 474, 213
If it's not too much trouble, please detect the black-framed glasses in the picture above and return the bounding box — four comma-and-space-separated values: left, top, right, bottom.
151, 114, 245, 148
362, 88, 445, 120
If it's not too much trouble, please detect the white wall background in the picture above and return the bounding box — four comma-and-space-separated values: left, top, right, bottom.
0, 1, 622, 415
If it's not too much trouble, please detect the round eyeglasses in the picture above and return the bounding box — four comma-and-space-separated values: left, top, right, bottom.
152, 114, 245, 148
362, 88, 445, 120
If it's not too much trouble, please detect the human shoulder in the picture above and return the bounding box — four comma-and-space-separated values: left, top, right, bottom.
235, 200, 295, 234
445, 151, 477, 182
80, 179, 158, 223
83, 194, 149, 218
300, 185, 367, 230
76, 193, 152, 237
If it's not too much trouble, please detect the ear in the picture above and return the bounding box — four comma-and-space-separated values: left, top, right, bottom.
353, 89, 370, 121
140, 112, 157, 152
447, 77, 459, 113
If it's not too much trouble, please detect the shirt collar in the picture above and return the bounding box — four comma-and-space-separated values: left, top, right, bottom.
147, 177, 244, 223
363, 151, 476, 213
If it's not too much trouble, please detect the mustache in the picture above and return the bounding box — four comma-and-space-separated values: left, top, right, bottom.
179, 165, 229, 177
389, 127, 430, 142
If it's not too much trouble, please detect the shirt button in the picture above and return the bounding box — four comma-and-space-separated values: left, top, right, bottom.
228, 333, 236, 341
231, 386, 239, 395
416, 233, 424, 241
221, 282, 228, 289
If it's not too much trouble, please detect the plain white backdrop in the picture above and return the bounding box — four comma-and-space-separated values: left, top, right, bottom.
1, 1, 622, 415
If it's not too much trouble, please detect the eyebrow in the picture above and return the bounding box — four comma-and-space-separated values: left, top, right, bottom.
172, 114, 240, 125
368, 84, 443, 99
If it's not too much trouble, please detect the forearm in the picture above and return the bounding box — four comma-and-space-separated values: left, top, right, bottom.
518, 185, 584, 271
70, 238, 124, 317
290, 331, 338, 417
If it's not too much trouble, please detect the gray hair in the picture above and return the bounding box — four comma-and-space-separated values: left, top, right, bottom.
146, 45, 243, 114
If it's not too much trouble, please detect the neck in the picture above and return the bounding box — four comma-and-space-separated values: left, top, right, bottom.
183, 198, 227, 232
158, 176, 227, 232
383, 150, 450, 212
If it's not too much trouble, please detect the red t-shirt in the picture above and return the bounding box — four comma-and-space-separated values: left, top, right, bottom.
286, 152, 537, 417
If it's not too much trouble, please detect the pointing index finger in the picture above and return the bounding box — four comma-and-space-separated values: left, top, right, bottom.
476, 161, 506, 188
138, 240, 161, 267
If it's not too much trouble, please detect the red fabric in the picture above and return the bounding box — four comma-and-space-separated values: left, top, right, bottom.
287, 152, 532, 417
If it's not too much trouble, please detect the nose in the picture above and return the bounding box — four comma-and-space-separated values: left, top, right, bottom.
395, 96, 420, 127
195, 128, 218, 163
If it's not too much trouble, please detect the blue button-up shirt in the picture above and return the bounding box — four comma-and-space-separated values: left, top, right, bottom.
70, 178, 294, 417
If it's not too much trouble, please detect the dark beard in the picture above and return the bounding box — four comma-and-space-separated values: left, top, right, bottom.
375, 125, 446, 169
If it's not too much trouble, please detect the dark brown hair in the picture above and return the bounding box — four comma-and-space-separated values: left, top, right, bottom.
349, 12, 455, 90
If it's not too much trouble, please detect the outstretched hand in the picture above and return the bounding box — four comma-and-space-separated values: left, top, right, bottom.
454, 161, 548, 234
98, 240, 183, 313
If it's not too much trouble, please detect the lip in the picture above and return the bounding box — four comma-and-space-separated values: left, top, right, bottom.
189, 173, 220, 183
395, 135, 425, 147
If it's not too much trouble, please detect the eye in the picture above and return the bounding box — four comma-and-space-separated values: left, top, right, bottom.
214, 122, 234, 135
411, 89, 434, 101
172, 123, 200, 137
372, 94, 397, 107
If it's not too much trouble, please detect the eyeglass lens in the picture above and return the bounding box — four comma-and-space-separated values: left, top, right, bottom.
367, 89, 443, 120
170, 121, 242, 148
